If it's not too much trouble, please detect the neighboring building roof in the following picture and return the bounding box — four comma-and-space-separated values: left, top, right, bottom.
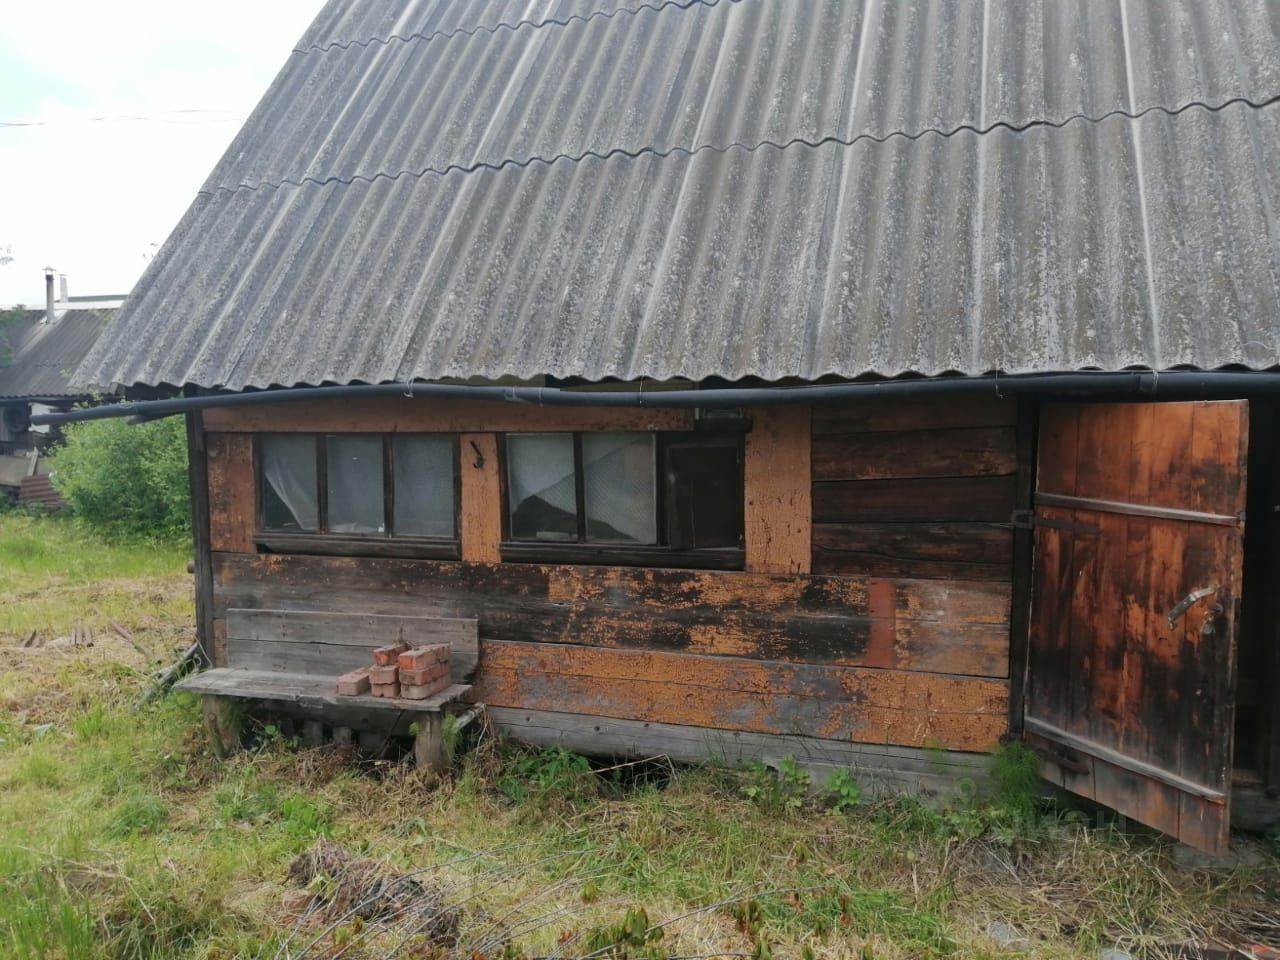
78, 0, 1280, 391
0, 309, 115, 399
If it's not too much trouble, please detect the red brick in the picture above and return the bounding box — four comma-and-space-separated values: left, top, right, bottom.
370, 681, 400, 699
397, 644, 450, 670
372, 642, 408, 666
369, 664, 399, 684
400, 680, 449, 700
399, 662, 449, 686
335, 668, 371, 697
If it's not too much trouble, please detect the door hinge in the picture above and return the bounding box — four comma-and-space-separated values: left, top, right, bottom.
1012, 509, 1101, 536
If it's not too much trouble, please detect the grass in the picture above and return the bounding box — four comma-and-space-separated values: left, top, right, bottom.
1, 514, 1277, 959
0, 512, 190, 648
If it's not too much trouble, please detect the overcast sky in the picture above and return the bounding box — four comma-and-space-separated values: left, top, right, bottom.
0, 0, 323, 305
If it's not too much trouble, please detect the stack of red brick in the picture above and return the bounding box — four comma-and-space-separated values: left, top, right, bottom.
335, 642, 451, 700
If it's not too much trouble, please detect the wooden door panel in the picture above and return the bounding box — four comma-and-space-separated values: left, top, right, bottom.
1028, 400, 1246, 855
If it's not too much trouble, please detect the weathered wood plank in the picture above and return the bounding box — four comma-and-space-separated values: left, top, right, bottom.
177, 668, 470, 714
460, 433, 502, 563
812, 476, 1017, 523
487, 706, 991, 799
206, 433, 256, 553
813, 395, 1017, 435
812, 427, 1017, 482
203, 397, 692, 434
812, 522, 1012, 582
187, 414, 217, 666
213, 554, 1010, 677
474, 641, 1008, 751
744, 405, 811, 574
226, 608, 478, 681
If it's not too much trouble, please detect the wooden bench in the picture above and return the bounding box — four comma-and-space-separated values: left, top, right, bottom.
176, 608, 478, 770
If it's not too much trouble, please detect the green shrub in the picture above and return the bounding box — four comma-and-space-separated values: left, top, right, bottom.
50, 416, 190, 540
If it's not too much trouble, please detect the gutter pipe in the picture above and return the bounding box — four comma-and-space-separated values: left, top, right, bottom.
30, 370, 1280, 427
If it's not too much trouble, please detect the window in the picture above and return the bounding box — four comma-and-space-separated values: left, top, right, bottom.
258, 434, 458, 557
503, 430, 742, 568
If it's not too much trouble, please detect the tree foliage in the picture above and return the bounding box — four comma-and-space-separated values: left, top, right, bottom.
51, 415, 190, 540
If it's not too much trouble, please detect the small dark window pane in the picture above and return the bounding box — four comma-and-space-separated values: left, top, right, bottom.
507, 434, 577, 541
583, 433, 656, 543
393, 435, 455, 538
260, 434, 318, 531
665, 440, 742, 549
326, 435, 384, 534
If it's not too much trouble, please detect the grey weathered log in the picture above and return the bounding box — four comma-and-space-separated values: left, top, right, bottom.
487, 707, 992, 799
136, 642, 200, 710
225, 608, 478, 682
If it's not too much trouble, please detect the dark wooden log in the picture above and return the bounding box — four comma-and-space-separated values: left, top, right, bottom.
812, 476, 1017, 523
473, 641, 1008, 751
812, 522, 1012, 582
812, 427, 1017, 482
212, 553, 1010, 678
813, 395, 1017, 435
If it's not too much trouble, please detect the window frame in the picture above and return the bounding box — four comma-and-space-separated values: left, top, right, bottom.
498, 429, 745, 570
253, 432, 461, 560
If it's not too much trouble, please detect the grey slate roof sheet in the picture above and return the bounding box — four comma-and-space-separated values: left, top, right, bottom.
0, 310, 113, 399
78, 0, 1280, 390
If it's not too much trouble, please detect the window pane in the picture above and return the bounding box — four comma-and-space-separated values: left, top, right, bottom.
665, 440, 741, 549
260, 434, 318, 531
507, 434, 577, 541
393, 435, 455, 538
583, 433, 656, 543
326, 435, 384, 534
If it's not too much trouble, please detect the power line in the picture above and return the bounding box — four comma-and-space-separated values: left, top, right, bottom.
0, 108, 247, 128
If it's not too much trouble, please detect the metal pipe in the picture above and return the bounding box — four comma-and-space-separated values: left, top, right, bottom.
43, 268, 55, 324
29, 369, 1280, 426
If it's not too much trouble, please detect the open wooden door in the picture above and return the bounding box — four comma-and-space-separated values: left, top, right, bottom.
1026, 400, 1247, 854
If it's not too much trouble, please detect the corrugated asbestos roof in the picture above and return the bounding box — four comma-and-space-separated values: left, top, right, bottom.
78, 0, 1280, 390
0, 310, 113, 399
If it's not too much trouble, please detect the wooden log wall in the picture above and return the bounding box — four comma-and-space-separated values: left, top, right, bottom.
811, 395, 1018, 581
199, 397, 1015, 757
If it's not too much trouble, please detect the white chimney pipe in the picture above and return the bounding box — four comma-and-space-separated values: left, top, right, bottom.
59, 274, 68, 303
44, 268, 55, 324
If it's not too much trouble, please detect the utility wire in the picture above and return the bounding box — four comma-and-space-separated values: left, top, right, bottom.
0, 109, 246, 128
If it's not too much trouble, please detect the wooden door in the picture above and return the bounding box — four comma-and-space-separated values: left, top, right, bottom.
1027, 400, 1247, 854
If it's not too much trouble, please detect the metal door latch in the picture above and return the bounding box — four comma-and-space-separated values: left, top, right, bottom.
1166, 585, 1220, 627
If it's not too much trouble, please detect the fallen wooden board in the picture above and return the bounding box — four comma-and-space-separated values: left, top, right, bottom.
176, 668, 470, 713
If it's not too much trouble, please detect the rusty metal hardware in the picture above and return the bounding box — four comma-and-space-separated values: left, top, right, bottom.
469, 439, 485, 469
1011, 509, 1101, 536
1166, 585, 1220, 627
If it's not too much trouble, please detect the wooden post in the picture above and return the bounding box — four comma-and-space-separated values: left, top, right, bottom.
460, 433, 502, 563
302, 719, 324, 747
186, 411, 215, 668
744, 405, 812, 574
201, 695, 240, 758
1006, 396, 1038, 737
413, 712, 447, 773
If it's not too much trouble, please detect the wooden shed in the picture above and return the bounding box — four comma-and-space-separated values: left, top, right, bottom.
65, 0, 1280, 855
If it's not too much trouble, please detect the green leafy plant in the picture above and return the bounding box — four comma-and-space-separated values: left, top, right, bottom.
50, 415, 190, 540
0, 305, 28, 365
826, 768, 863, 813
497, 745, 593, 804
742, 757, 811, 812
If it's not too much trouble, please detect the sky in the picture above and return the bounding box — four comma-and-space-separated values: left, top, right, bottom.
0, 0, 323, 305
